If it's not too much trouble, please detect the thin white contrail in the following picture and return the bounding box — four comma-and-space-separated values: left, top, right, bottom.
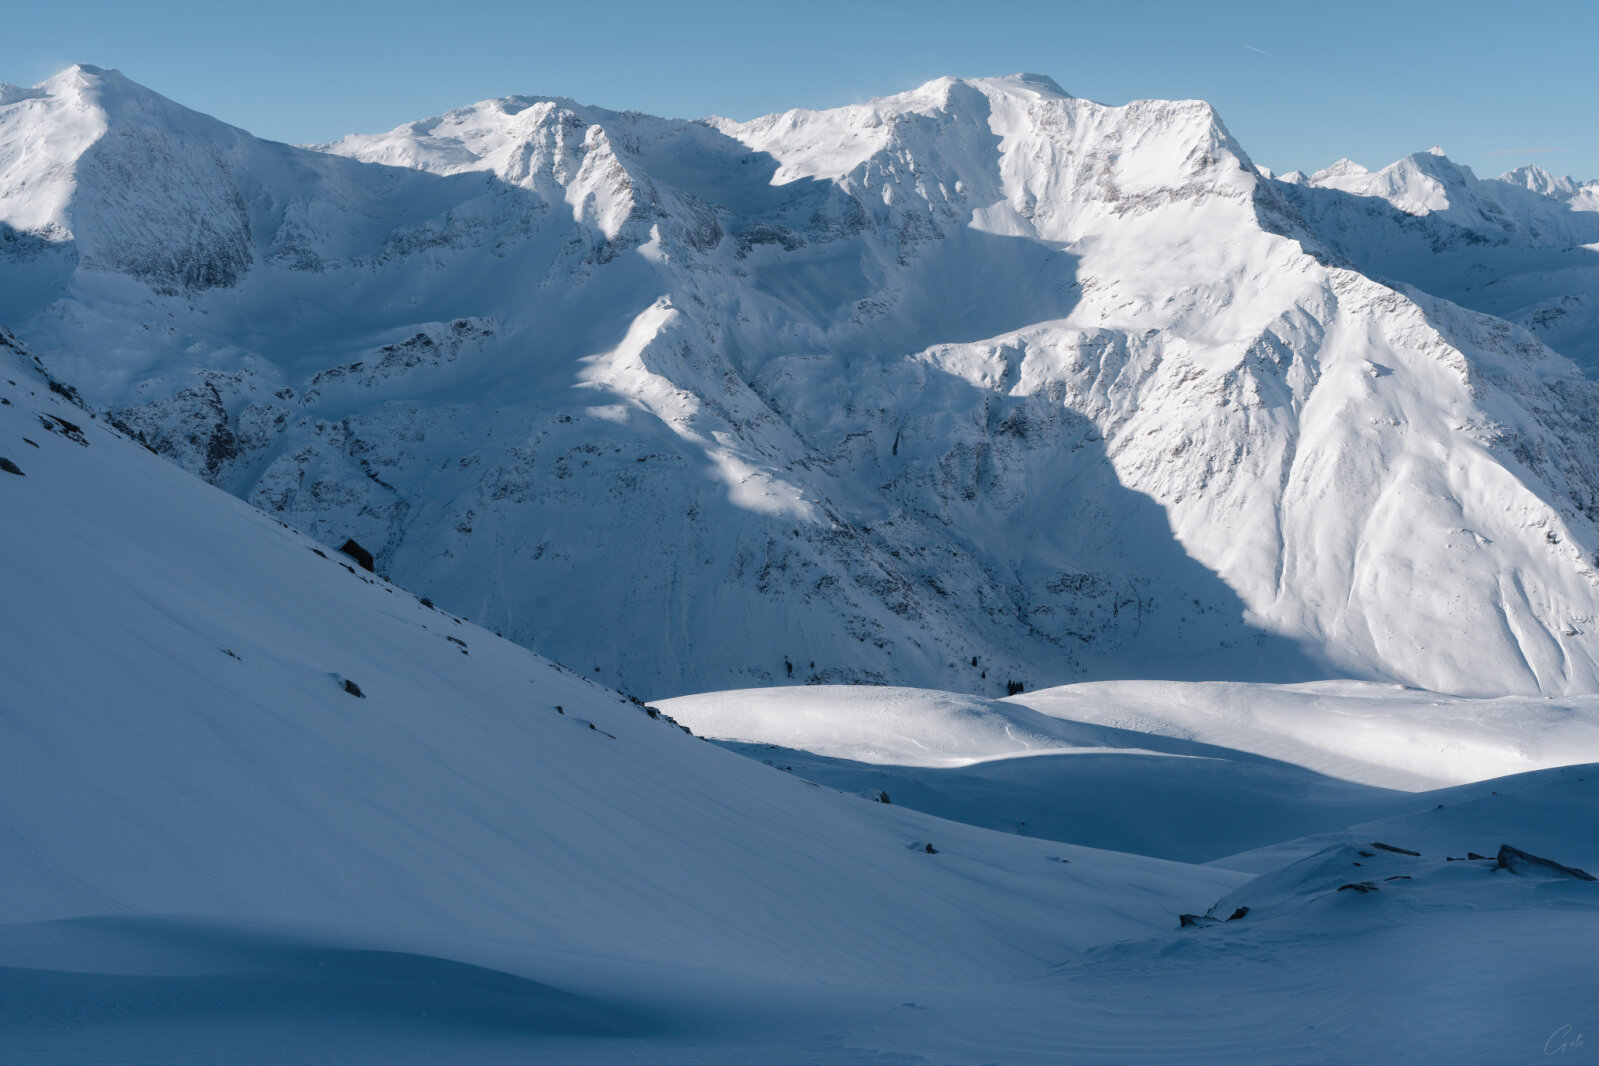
1241, 44, 1277, 59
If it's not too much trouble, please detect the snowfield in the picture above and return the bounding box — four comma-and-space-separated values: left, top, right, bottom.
4, 63, 1599, 1063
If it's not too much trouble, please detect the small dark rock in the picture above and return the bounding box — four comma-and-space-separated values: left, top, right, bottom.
1338, 882, 1380, 893
877, 790, 891, 804
1179, 914, 1221, 927
0, 457, 22, 476
1369, 841, 1421, 856
47, 379, 83, 406
1467, 852, 1489, 861
38, 414, 87, 445
339, 538, 375, 572
343, 679, 365, 698
1227, 907, 1250, 921
923, 843, 938, 855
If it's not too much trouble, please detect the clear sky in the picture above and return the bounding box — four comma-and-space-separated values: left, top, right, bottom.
3, 0, 1595, 181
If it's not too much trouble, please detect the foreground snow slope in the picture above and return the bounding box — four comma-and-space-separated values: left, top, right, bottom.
8, 68, 1599, 696
0, 328, 1234, 987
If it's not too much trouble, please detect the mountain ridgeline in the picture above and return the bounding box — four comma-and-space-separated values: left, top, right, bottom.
4, 64, 1599, 698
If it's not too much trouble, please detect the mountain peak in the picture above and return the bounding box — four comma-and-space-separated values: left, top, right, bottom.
1499, 163, 1581, 200
970, 72, 1072, 100
26, 63, 242, 142
38, 63, 132, 101
1314, 158, 1369, 179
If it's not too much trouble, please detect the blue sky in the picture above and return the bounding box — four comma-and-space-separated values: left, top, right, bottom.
4, 0, 1595, 180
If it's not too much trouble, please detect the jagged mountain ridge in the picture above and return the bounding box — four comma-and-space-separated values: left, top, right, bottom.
5, 65, 1599, 697
1277, 149, 1599, 370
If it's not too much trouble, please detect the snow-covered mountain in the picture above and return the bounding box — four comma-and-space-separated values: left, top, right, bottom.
1278, 150, 1599, 370
1499, 163, 1599, 208
6, 65, 1599, 698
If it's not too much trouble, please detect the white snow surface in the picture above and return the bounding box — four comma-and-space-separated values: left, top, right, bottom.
6, 67, 1599, 698
658, 681, 1599, 867
660, 681, 1599, 791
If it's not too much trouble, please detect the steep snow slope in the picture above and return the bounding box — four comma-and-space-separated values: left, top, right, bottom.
1279, 150, 1599, 370
0, 326, 1234, 987
7, 67, 1599, 697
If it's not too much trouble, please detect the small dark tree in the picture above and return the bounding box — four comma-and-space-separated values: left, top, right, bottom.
1006, 680, 1025, 696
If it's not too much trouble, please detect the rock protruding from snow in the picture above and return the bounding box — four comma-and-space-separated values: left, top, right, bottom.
1494, 844, 1596, 881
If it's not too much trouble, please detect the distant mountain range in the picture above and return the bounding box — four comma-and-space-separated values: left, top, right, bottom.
4, 64, 1599, 698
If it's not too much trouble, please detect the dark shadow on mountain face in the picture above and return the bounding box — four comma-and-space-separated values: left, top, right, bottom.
660, 96, 1328, 690
767, 372, 1335, 690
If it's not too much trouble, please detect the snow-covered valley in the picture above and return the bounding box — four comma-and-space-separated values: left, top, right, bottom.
4, 63, 1599, 1062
